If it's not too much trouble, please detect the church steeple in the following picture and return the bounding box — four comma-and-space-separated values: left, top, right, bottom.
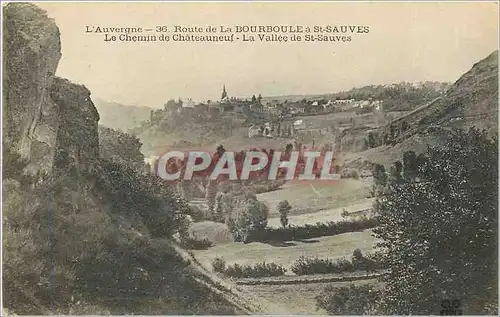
221, 85, 227, 100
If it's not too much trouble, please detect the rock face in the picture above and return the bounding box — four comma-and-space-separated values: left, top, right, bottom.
3, 3, 61, 159
3, 3, 100, 173
51, 77, 100, 173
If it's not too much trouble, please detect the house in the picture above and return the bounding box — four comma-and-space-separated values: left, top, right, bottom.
359, 100, 371, 108
293, 119, 306, 130
288, 102, 305, 114
248, 125, 261, 138
335, 99, 354, 104
250, 103, 265, 113
183, 98, 196, 108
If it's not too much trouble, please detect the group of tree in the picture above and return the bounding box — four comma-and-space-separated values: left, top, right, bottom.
2, 132, 238, 314
321, 127, 497, 315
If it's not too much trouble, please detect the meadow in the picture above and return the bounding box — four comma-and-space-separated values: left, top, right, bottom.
192, 228, 378, 273
258, 178, 373, 217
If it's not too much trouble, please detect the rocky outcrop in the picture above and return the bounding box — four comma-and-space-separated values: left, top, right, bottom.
3, 3, 100, 174
3, 3, 61, 160
50, 77, 100, 173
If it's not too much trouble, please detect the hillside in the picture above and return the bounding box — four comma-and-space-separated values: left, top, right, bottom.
386, 51, 498, 138
262, 81, 450, 112
2, 3, 249, 315
428, 50, 498, 132
342, 50, 498, 168
94, 99, 152, 132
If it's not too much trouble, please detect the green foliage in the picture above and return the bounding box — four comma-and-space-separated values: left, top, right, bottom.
2, 144, 29, 180
365, 131, 380, 149
402, 150, 418, 180
98, 126, 144, 169
3, 167, 237, 315
316, 284, 381, 315
277, 200, 292, 228
212, 257, 227, 273
227, 194, 269, 242
205, 180, 218, 218
341, 208, 349, 218
372, 163, 387, 187
389, 161, 402, 183
373, 128, 498, 314
291, 250, 384, 276
180, 236, 213, 250
94, 159, 185, 238
219, 261, 287, 279
248, 217, 378, 242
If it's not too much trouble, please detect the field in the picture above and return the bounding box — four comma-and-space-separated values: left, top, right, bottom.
192, 228, 378, 273
185, 110, 386, 314
237, 279, 383, 314
266, 199, 373, 228
259, 178, 373, 217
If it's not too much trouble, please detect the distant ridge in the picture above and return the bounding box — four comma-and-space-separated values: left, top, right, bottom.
94, 99, 152, 132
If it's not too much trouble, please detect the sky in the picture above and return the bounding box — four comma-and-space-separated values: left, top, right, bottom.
33, 1, 499, 108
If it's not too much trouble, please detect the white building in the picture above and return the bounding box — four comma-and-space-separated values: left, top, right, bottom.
248, 125, 261, 138
293, 119, 306, 130
183, 98, 196, 108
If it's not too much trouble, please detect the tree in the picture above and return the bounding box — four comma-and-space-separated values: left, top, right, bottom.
164, 99, 177, 110
205, 180, 218, 217
277, 200, 292, 228
401, 121, 409, 132
372, 163, 387, 187
402, 150, 418, 180
366, 132, 378, 149
389, 161, 402, 183
227, 195, 269, 242
99, 126, 144, 170
373, 128, 498, 314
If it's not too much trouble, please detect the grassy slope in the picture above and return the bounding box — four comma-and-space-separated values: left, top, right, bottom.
193, 229, 378, 272
238, 278, 383, 314
258, 178, 372, 217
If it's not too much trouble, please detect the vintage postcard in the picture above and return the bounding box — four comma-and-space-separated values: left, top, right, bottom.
1, 1, 499, 315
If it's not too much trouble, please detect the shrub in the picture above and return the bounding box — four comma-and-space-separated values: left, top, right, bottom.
246, 217, 378, 243
220, 261, 287, 279
291, 251, 384, 276
341, 208, 349, 218
277, 200, 292, 228
341, 168, 360, 179
187, 205, 205, 222
180, 236, 213, 250
212, 257, 227, 273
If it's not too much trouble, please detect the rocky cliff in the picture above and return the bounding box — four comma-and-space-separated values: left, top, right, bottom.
3, 2, 100, 173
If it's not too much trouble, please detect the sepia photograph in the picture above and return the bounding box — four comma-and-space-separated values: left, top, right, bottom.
1, 1, 499, 315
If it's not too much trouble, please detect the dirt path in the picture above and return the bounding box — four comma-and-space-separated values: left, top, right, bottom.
172, 243, 293, 314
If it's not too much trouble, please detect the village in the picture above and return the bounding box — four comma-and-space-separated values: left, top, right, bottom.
162, 85, 385, 141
